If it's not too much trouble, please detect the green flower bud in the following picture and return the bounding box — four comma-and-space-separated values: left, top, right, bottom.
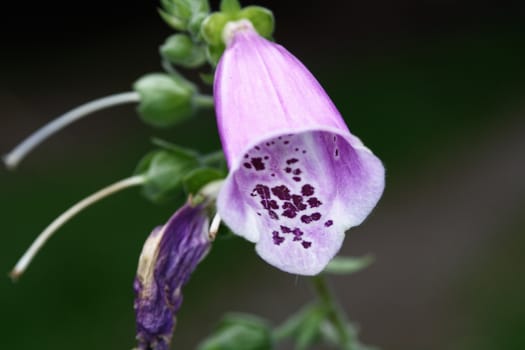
220, 0, 241, 14
133, 73, 195, 128
239, 6, 274, 39
160, 34, 206, 68
201, 12, 231, 46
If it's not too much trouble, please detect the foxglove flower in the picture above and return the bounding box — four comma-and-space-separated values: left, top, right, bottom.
134, 202, 211, 350
214, 20, 385, 275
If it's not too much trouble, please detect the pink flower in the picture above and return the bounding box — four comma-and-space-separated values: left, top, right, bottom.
214, 20, 385, 275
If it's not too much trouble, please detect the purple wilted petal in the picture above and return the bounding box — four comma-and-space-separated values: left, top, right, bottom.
214, 21, 385, 275
134, 203, 210, 350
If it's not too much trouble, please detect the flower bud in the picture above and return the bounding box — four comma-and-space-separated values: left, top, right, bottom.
133, 73, 195, 128
160, 34, 206, 68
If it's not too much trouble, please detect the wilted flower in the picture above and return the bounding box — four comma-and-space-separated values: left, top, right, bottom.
214, 20, 385, 275
134, 202, 211, 350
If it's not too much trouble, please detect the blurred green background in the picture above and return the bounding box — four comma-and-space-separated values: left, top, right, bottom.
1, 1, 524, 349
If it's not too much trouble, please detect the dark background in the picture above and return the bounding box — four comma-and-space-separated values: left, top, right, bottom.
1, 1, 524, 349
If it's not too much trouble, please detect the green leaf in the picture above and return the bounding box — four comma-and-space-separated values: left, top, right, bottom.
133, 73, 195, 128
151, 137, 200, 159
136, 149, 200, 203
162, 0, 192, 19
239, 6, 274, 39
323, 255, 374, 275
220, 0, 241, 14
198, 313, 273, 350
183, 167, 225, 195
160, 34, 206, 68
188, 12, 208, 39
158, 8, 187, 30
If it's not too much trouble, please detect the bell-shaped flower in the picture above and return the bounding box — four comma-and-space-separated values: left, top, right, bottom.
134, 202, 211, 350
214, 20, 385, 276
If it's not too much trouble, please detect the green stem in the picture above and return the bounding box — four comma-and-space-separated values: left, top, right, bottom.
311, 275, 355, 350
194, 94, 215, 108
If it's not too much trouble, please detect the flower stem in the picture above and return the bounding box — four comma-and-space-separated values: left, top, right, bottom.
9, 175, 145, 281
194, 94, 214, 108
311, 275, 355, 350
3, 91, 140, 169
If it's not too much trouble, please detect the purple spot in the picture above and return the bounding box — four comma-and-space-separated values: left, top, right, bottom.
266, 142, 271, 146
293, 177, 301, 182
302, 150, 307, 154
244, 154, 249, 159
261, 200, 278, 210
301, 215, 312, 224
254, 184, 270, 198
271, 173, 275, 177
286, 158, 299, 165
307, 197, 322, 208
264, 156, 269, 160
295, 148, 299, 151
285, 167, 292, 173
311, 212, 322, 221
271, 141, 275, 145
280, 225, 291, 233
301, 184, 315, 196
272, 231, 285, 245
269, 210, 279, 220
293, 168, 302, 175
255, 146, 261, 150
292, 195, 307, 211
272, 185, 291, 200
257, 212, 262, 216
251, 157, 265, 171
243, 162, 252, 169
284, 141, 290, 145
282, 208, 296, 217
335, 148, 339, 157
302, 241, 312, 249
278, 136, 282, 140
325, 220, 333, 227
292, 228, 304, 241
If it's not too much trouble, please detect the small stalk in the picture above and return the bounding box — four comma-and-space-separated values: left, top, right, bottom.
3, 91, 140, 169
10, 175, 145, 280
194, 94, 215, 108
311, 275, 355, 350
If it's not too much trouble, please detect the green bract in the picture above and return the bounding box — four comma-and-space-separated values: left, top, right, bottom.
135, 147, 200, 203
133, 73, 195, 128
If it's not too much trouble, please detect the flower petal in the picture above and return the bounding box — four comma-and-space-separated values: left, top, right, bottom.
134, 203, 210, 350
214, 22, 384, 275
218, 130, 383, 275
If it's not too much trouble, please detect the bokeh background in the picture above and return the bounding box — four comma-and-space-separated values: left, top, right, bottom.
1, 0, 524, 349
